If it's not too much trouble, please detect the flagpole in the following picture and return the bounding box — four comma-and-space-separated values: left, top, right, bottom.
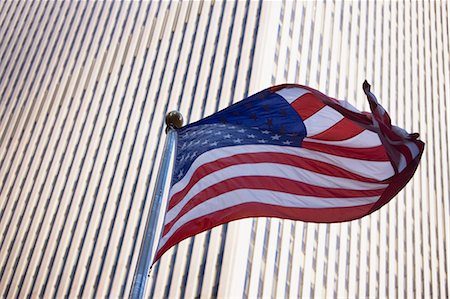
129, 111, 183, 299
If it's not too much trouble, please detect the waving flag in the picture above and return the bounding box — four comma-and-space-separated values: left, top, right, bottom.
154, 82, 424, 262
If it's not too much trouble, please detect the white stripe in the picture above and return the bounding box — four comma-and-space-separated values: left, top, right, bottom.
166, 163, 387, 223
405, 141, 420, 159
392, 125, 411, 139
275, 87, 310, 104
159, 189, 380, 250
398, 154, 407, 172
304, 130, 382, 148
303, 106, 344, 136
171, 145, 394, 197
335, 99, 360, 113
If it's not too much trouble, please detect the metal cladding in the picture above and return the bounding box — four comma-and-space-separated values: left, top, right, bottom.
0, 1, 448, 298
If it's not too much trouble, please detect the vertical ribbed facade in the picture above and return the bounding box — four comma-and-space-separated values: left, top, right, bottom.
0, 1, 448, 298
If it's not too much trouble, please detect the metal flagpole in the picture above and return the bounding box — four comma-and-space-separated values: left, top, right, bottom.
129, 111, 183, 299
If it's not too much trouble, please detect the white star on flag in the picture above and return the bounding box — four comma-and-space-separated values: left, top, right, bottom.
271, 134, 281, 140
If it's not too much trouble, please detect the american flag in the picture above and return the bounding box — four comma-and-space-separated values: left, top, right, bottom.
154, 82, 424, 262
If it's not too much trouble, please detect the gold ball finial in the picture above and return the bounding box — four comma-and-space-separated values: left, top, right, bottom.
165, 111, 183, 131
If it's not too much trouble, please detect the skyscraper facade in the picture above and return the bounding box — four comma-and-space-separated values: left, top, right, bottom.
0, 1, 448, 298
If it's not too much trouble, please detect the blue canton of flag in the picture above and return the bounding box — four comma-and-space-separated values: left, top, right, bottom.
172, 89, 306, 185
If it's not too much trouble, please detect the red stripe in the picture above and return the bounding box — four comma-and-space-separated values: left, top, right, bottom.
290, 93, 326, 120
301, 141, 390, 161
154, 201, 375, 262
397, 144, 413, 163
275, 84, 374, 127
382, 112, 391, 125
309, 118, 365, 141
168, 151, 383, 209
164, 175, 384, 235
